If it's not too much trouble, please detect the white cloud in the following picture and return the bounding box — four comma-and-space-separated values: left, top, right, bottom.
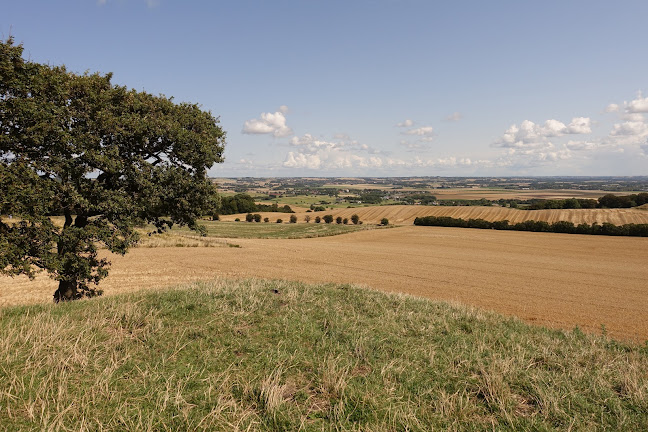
565, 117, 592, 134
610, 121, 648, 136
396, 119, 414, 127
283, 152, 322, 169
403, 126, 435, 136
494, 117, 591, 149
565, 140, 599, 151
605, 103, 620, 113
445, 112, 463, 122
278, 105, 289, 114
627, 93, 648, 113
242, 109, 293, 138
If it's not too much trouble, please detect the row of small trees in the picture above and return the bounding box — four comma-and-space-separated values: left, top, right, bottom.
413, 216, 648, 237
236, 213, 389, 225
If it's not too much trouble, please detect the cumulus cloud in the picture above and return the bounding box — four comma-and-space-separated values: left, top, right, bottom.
282, 133, 390, 171
605, 103, 620, 113
445, 112, 463, 122
494, 117, 591, 149
396, 119, 414, 127
242, 108, 293, 138
627, 93, 648, 113
610, 121, 648, 136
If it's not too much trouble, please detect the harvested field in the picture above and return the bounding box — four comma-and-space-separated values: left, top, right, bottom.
2, 226, 647, 342
219, 205, 648, 226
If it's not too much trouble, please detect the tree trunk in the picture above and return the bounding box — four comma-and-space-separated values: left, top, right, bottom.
54, 209, 80, 302
53, 280, 77, 303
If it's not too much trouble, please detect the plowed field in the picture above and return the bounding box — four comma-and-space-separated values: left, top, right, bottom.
2, 226, 647, 342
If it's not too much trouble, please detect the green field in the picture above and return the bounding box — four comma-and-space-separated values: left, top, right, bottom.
173, 220, 375, 239
1, 279, 646, 431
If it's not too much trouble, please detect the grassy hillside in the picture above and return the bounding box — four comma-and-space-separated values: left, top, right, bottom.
1, 279, 647, 431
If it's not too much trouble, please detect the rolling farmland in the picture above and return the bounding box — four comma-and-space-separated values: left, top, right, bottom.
219, 204, 648, 226
2, 226, 647, 342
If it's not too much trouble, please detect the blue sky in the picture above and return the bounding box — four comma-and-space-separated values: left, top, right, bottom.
3, 0, 648, 177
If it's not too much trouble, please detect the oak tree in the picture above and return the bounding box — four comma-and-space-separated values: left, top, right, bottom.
0, 38, 226, 301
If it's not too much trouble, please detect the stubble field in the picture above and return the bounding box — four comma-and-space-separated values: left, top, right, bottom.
2, 225, 647, 342
219, 205, 648, 226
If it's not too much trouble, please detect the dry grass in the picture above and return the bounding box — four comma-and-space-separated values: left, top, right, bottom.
2, 226, 647, 342
1, 279, 647, 431
135, 232, 238, 248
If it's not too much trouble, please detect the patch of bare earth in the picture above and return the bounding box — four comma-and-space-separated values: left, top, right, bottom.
1, 226, 647, 342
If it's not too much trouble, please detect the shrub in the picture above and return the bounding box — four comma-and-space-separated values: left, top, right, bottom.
264, 217, 269, 223
245, 213, 254, 222
234, 218, 240, 222
315, 216, 321, 223
304, 215, 311, 223
323, 215, 334, 224
343, 218, 348, 224
253, 214, 262, 223
276, 218, 283, 223
381, 218, 389, 226
290, 215, 297, 223
336, 216, 342, 224
351, 214, 360, 224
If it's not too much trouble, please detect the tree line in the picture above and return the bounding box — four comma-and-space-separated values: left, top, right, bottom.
413, 216, 648, 237
218, 193, 293, 215
526, 193, 648, 210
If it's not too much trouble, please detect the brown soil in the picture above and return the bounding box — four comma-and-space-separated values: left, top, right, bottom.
2, 227, 647, 342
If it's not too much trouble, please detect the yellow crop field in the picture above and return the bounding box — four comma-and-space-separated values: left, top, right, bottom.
219, 204, 648, 226
2, 226, 647, 342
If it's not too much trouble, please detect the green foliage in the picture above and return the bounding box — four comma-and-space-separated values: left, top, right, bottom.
220, 193, 257, 215
219, 193, 293, 215
351, 214, 360, 224
253, 213, 262, 223
358, 191, 383, 204
315, 216, 321, 223
245, 213, 254, 223
336, 216, 343, 224
323, 215, 334, 224
413, 216, 648, 237
380, 217, 389, 226
598, 193, 648, 208
276, 218, 283, 223
289, 214, 297, 223
0, 38, 225, 300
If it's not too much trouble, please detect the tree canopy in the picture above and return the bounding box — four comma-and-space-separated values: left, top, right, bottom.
0, 38, 226, 301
